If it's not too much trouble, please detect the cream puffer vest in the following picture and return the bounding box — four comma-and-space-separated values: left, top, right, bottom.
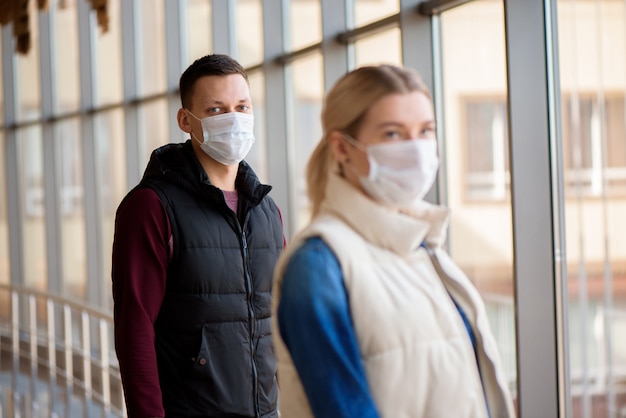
272, 173, 515, 418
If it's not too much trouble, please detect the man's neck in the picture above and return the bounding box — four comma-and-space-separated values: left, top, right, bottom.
194, 147, 238, 191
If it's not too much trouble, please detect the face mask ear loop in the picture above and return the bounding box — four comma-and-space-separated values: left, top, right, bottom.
342, 133, 367, 153
185, 109, 205, 145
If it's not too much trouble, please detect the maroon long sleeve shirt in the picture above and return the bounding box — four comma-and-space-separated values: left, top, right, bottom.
112, 188, 171, 418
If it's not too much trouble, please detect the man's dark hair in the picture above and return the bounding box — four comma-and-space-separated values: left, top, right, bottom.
179, 54, 248, 109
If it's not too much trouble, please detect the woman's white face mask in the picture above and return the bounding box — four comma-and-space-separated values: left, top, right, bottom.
187, 110, 255, 166
344, 135, 439, 207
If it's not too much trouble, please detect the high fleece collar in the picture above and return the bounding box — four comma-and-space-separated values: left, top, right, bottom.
319, 172, 450, 256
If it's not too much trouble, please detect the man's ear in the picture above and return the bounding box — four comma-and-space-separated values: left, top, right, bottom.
177, 108, 192, 133
328, 131, 350, 165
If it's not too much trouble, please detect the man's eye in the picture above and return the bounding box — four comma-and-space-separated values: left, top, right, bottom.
209, 107, 221, 113
239, 105, 250, 111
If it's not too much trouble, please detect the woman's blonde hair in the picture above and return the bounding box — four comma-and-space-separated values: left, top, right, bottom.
306, 64, 431, 217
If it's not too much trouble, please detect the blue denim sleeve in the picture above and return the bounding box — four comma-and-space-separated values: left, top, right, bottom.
277, 237, 380, 418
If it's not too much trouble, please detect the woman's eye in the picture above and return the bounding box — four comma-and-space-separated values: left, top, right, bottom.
420, 126, 436, 137
239, 105, 250, 111
383, 131, 401, 140
209, 107, 221, 113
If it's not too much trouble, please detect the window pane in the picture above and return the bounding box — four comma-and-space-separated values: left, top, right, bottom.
558, 0, 626, 415
138, 0, 166, 96
55, 119, 86, 300
96, 109, 126, 310
55, 0, 80, 113
138, 99, 169, 171
289, 52, 323, 231
246, 71, 268, 181
237, 0, 264, 67
16, 0, 41, 122
187, 0, 212, 66
18, 126, 47, 290
289, 0, 321, 51
96, 0, 123, 105
355, 27, 401, 67
353, 0, 398, 28
441, 0, 517, 407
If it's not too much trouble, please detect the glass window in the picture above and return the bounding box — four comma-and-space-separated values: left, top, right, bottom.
558, 0, 626, 415
16, 0, 41, 122
186, 0, 212, 66
289, 0, 321, 51
353, 0, 398, 28
289, 52, 323, 232
55, 118, 86, 301
96, 0, 123, 105
561, 94, 626, 197
246, 71, 268, 182
137, 99, 169, 171
18, 126, 48, 290
461, 97, 510, 201
138, 0, 167, 96
96, 108, 126, 310
441, 0, 517, 405
237, 0, 264, 67
354, 27, 401, 67
54, 0, 80, 113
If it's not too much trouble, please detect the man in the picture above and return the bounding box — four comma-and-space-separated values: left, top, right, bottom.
112, 54, 283, 418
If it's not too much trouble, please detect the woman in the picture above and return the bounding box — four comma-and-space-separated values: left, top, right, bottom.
272, 64, 515, 418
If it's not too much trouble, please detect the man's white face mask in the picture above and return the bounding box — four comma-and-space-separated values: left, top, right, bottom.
344, 134, 440, 208
187, 110, 255, 166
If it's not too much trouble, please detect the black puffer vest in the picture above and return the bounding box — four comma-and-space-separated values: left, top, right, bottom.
141, 141, 283, 417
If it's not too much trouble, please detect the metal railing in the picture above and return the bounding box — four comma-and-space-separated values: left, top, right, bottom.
0, 283, 126, 417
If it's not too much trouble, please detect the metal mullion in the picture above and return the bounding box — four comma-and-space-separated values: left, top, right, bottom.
320, 0, 350, 92
77, 0, 103, 307
211, 0, 237, 56
165, 0, 186, 143
504, 0, 562, 416
262, 0, 291, 237
40, 6, 64, 297
417, 0, 474, 16
2, 26, 24, 288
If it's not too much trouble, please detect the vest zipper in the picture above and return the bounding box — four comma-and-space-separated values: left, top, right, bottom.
241, 227, 261, 417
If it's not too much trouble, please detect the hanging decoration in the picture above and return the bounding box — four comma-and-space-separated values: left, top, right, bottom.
0, 0, 109, 55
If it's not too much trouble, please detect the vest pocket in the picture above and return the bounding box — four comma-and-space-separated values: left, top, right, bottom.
187, 322, 254, 414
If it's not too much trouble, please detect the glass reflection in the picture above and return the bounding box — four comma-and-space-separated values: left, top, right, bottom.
186, 0, 212, 66
558, 1, 626, 416
247, 71, 268, 182
237, 0, 264, 67
289, 52, 323, 232
55, 119, 87, 301
96, 0, 123, 105
440, 0, 517, 404
289, 0, 321, 51
139, 0, 166, 96
55, 0, 80, 113
355, 28, 401, 67
16, 0, 41, 122
18, 126, 48, 290
354, 0, 398, 28
95, 109, 126, 310
138, 99, 169, 172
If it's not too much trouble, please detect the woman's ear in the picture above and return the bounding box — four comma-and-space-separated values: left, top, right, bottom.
328, 131, 350, 165
177, 108, 192, 133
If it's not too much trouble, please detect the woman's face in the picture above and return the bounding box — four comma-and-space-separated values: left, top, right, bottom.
333, 91, 436, 192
